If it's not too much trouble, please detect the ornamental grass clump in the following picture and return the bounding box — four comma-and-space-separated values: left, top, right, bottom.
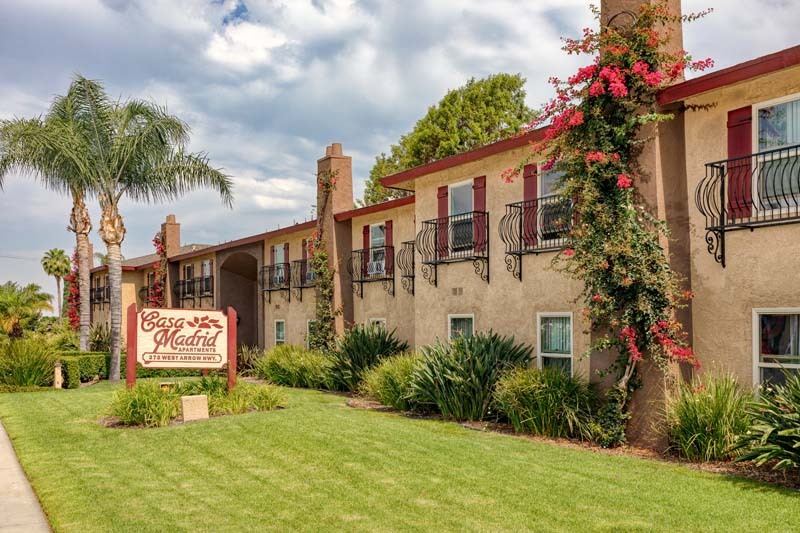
411, 331, 533, 421
734, 372, 800, 471
360, 352, 422, 411
503, 1, 713, 445
109, 382, 179, 427
664, 373, 752, 462
0, 339, 55, 387
493, 367, 595, 440
255, 345, 334, 389
330, 323, 409, 391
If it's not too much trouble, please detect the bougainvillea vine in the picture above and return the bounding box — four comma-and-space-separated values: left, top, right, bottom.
65, 249, 80, 331
505, 2, 712, 446
147, 231, 167, 308
307, 169, 339, 351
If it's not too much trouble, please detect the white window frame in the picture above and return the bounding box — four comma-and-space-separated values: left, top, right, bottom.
537, 312, 574, 376
447, 313, 475, 340
201, 259, 212, 278
369, 223, 386, 274
273, 244, 287, 285
368, 318, 386, 329
751, 92, 800, 216
536, 163, 569, 246
274, 319, 286, 346
448, 179, 474, 254
183, 263, 194, 280
752, 307, 800, 386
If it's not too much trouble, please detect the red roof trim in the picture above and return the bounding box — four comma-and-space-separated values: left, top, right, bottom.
658, 45, 800, 105
90, 265, 136, 274
169, 220, 317, 262
333, 195, 416, 222
380, 128, 547, 188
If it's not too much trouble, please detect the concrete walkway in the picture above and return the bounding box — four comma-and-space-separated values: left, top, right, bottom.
0, 422, 50, 532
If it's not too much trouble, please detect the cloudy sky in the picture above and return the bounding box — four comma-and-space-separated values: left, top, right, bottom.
1, 0, 798, 301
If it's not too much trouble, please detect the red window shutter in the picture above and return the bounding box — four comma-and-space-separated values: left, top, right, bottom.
283, 242, 289, 265
727, 106, 753, 220
473, 176, 487, 253
270, 245, 275, 265
523, 164, 538, 247
301, 239, 307, 282
301, 239, 307, 261
362, 225, 370, 276
385, 220, 394, 274
437, 185, 449, 258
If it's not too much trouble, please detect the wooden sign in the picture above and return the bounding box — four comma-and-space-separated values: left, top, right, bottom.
126, 304, 237, 390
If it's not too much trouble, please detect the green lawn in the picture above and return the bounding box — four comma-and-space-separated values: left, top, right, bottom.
0, 383, 797, 532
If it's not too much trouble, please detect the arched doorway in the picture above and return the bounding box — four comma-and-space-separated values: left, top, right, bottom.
218, 252, 259, 347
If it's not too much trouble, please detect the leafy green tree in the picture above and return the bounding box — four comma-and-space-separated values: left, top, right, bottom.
0, 282, 52, 339
41, 249, 71, 323
362, 73, 535, 205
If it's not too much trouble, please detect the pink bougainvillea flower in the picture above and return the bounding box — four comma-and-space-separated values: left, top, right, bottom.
609, 81, 628, 98
591, 294, 603, 303
563, 248, 575, 257
568, 110, 584, 127
616, 174, 633, 188
588, 80, 605, 97
585, 151, 606, 164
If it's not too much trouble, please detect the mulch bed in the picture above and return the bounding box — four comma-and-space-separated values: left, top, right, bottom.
346, 397, 800, 491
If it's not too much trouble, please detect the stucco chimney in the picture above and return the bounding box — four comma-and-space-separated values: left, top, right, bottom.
600, 0, 684, 77
161, 214, 181, 258
317, 143, 353, 215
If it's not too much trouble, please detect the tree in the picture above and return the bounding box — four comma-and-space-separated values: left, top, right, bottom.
0, 282, 52, 339
362, 73, 535, 205
41, 249, 70, 323
57, 76, 232, 381
1, 89, 96, 351
94, 252, 123, 266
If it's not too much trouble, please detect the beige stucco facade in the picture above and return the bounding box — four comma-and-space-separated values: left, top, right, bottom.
683, 64, 800, 387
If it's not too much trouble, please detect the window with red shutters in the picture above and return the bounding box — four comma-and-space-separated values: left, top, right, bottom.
522, 164, 538, 247
437, 185, 449, 258
385, 220, 393, 274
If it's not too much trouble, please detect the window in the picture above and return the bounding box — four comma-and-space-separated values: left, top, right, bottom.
448, 314, 474, 340
275, 320, 286, 346
274, 245, 286, 284
369, 224, 386, 275
754, 94, 800, 209
201, 259, 212, 278
368, 318, 386, 329
538, 313, 573, 375
753, 309, 800, 386
146, 271, 155, 286
538, 166, 570, 242
449, 180, 474, 253
183, 264, 194, 280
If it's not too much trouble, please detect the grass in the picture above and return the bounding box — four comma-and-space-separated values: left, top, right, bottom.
0, 382, 798, 532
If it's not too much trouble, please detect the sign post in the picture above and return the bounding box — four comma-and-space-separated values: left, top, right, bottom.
125, 304, 237, 390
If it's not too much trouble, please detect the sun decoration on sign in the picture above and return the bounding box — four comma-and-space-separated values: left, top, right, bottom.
188, 316, 224, 329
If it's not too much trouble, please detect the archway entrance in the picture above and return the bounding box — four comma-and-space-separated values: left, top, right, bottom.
218, 252, 259, 347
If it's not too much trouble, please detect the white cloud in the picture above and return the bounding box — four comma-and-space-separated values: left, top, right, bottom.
207, 21, 289, 71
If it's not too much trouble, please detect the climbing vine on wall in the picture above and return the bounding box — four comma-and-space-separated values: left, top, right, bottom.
505, 1, 712, 446
65, 250, 80, 330
148, 232, 167, 308
307, 169, 340, 351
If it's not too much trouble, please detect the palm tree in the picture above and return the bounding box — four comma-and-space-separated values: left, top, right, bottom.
94, 251, 123, 266
0, 90, 95, 350
0, 282, 52, 339
41, 248, 71, 323
51, 76, 232, 380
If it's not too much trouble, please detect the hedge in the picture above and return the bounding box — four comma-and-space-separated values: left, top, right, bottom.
57, 352, 218, 388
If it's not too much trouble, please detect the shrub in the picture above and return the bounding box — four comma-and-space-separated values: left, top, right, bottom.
255, 345, 334, 389
58, 351, 108, 388
664, 373, 752, 462
330, 324, 409, 391
109, 382, 179, 427
360, 353, 422, 411
0, 339, 55, 387
411, 331, 533, 420
175, 377, 286, 417
734, 372, 800, 471
494, 367, 595, 439
90, 322, 111, 352
237, 345, 263, 376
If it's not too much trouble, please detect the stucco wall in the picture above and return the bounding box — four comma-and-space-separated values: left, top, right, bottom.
349, 203, 416, 347
684, 65, 800, 386
175, 252, 216, 310
411, 146, 591, 377
262, 228, 316, 348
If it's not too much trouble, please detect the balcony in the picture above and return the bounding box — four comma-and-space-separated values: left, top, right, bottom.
415, 211, 489, 286
290, 259, 316, 301
138, 283, 162, 307
347, 246, 394, 297
260, 263, 290, 302
397, 241, 415, 295
696, 143, 800, 267
173, 277, 214, 307
89, 286, 110, 307
499, 195, 573, 280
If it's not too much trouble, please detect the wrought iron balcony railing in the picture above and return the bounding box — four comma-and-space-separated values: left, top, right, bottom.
172, 277, 214, 306
499, 195, 573, 280
415, 211, 489, 286
696, 143, 800, 267
290, 259, 316, 301
397, 240, 415, 295
175, 279, 196, 300
347, 246, 394, 297
138, 284, 161, 306
90, 286, 110, 306
260, 263, 290, 302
